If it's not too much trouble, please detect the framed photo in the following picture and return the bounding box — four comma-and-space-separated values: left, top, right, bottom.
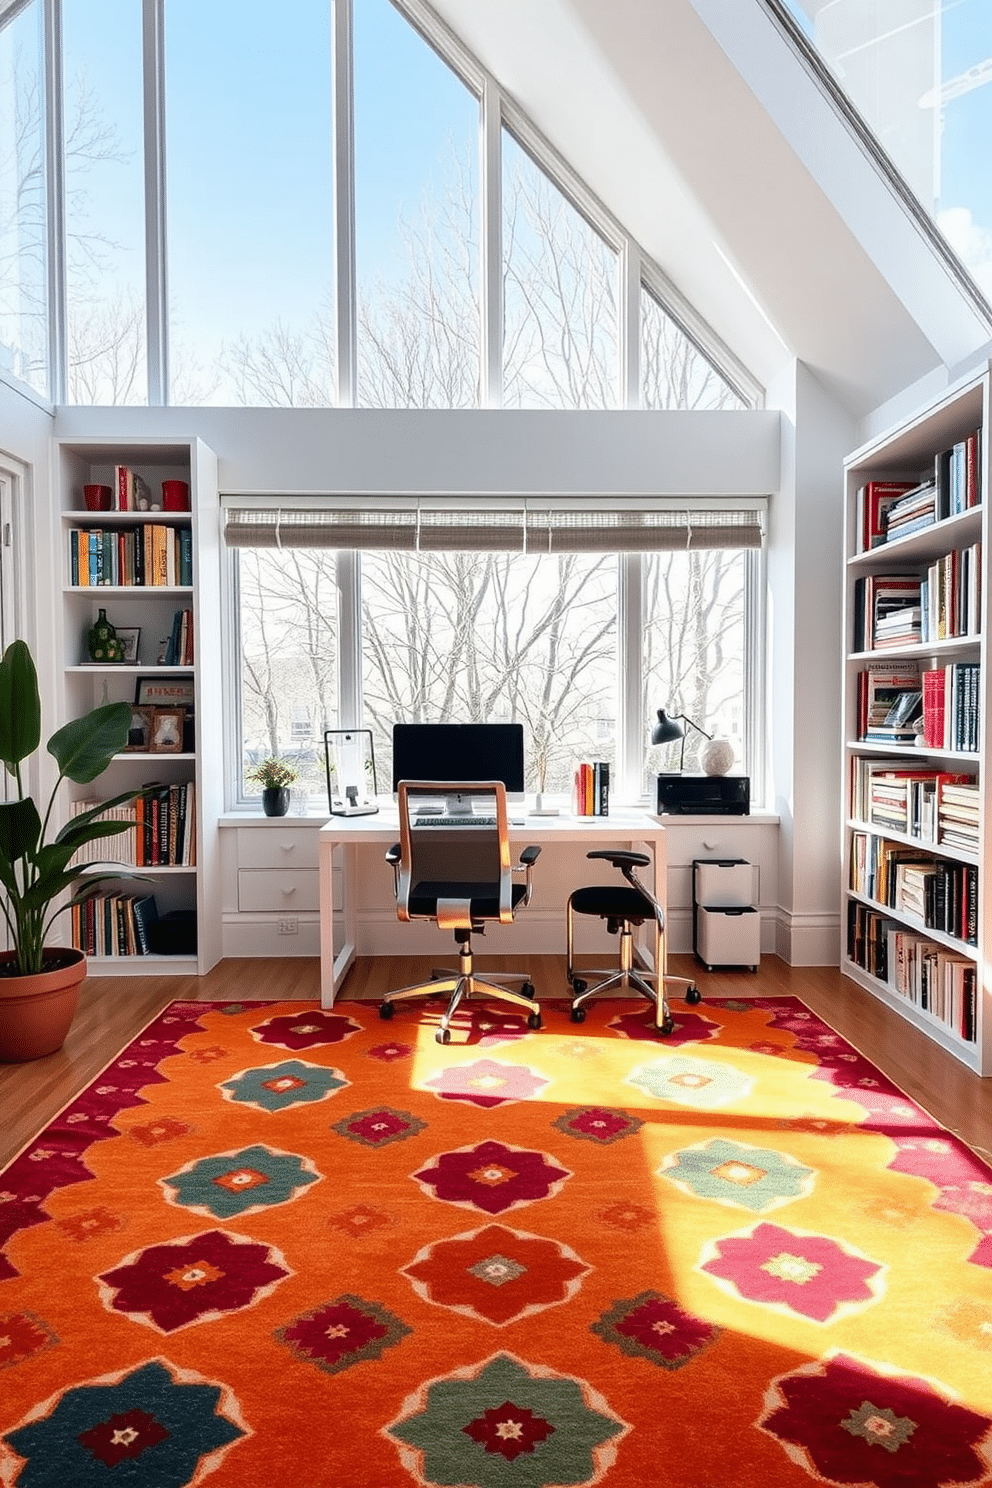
116, 627, 141, 665
124, 705, 155, 752
135, 676, 195, 708
150, 707, 185, 753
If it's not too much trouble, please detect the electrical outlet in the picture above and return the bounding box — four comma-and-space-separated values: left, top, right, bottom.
278, 917, 298, 935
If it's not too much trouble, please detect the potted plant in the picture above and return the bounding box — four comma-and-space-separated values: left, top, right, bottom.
0, 639, 135, 1060
246, 756, 299, 817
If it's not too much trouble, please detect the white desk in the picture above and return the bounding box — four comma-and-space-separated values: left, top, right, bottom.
318, 807, 668, 1008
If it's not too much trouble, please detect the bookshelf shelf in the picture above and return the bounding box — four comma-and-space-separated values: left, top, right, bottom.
841, 366, 991, 1073
56, 437, 221, 977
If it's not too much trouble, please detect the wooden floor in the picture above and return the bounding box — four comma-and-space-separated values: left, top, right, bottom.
2, 954, 990, 1172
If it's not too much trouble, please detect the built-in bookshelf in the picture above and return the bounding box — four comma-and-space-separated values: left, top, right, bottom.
842, 367, 991, 1073
56, 438, 221, 975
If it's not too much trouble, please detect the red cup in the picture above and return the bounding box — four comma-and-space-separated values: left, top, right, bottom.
83, 484, 112, 511
162, 480, 190, 511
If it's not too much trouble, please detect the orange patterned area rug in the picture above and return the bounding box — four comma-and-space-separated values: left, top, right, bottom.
1, 994, 991, 1488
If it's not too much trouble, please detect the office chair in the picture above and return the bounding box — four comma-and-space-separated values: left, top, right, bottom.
566, 849, 700, 1031
379, 780, 543, 1044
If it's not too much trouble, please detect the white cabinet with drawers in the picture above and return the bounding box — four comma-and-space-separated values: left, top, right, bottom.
236, 827, 320, 913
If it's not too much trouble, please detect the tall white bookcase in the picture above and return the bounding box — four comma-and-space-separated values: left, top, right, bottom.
841, 366, 991, 1074
56, 437, 222, 975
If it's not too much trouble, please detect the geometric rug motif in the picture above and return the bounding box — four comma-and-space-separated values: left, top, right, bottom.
275, 1293, 411, 1374
758, 1351, 992, 1487
0, 1357, 248, 1486
97, 1229, 292, 1333
701, 1221, 885, 1323
218, 1059, 348, 1111
420, 1057, 550, 1107
160, 1144, 321, 1219
402, 1223, 590, 1325
625, 1053, 755, 1107
411, 1139, 572, 1215
659, 1137, 816, 1211
384, 1351, 630, 1487
3, 994, 991, 1487
591, 1292, 721, 1369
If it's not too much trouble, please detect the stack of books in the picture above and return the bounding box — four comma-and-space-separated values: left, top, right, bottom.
881, 479, 938, 541
856, 661, 921, 743
72, 890, 159, 957
572, 761, 610, 816
937, 778, 980, 852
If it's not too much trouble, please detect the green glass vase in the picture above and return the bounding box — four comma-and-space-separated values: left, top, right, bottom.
87, 608, 123, 663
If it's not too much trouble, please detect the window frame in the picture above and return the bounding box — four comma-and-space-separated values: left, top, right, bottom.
223, 501, 766, 811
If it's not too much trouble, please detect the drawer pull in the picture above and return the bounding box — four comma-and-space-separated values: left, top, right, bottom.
280, 885, 297, 897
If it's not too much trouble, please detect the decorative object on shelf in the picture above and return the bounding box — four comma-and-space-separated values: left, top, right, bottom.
0, 639, 134, 1059
324, 730, 378, 816
701, 736, 735, 776
247, 757, 299, 817
86, 609, 124, 663
150, 707, 185, 753
124, 705, 154, 752
161, 479, 190, 511
650, 708, 712, 771
83, 483, 112, 511
116, 626, 140, 664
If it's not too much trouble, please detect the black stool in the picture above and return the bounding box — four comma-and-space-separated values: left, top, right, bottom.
566, 850, 700, 1031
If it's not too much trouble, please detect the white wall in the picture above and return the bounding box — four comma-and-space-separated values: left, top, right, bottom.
766, 361, 855, 964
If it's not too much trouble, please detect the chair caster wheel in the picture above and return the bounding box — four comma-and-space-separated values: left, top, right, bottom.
379, 1002, 395, 1019
521, 982, 535, 999
659, 1015, 675, 1035
570, 1005, 586, 1023
527, 1010, 542, 1029
436, 1027, 451, 1045
686, 986, 702, 1005
571, 978, 587, 995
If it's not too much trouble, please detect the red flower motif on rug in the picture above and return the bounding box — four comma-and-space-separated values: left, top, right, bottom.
702, 1222, 884, 1322
592, 1292, 720, 1369
97, 1228, 290, 1332
760, 1351, 992, 1487
402, 1223, 589, 1324
0, 1311, 57, 1368
463, 1400, 555, 1460
412, 1140, 571, 1215
250, 1009, 362, 1048
552, 1107, 644, 1144
276, 1293, 410, 1374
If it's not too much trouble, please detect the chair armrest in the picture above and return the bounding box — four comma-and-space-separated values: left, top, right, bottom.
586, 849, 650, 868
517, 845, 541, 866
385, 844, 401, 866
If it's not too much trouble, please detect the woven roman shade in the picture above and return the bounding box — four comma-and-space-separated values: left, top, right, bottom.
224, 504, 764, 552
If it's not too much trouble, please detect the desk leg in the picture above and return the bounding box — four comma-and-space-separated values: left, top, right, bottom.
320, 838, 357, 1009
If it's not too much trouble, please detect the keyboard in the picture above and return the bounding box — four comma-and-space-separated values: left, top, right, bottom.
414, 816, 497, 827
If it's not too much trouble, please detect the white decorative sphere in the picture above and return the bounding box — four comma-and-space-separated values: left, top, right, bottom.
701, 737, 735, 776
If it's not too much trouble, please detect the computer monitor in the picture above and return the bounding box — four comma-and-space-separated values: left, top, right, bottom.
391, 722, 526, 810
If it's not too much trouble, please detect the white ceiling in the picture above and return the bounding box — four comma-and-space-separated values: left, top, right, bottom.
426, 0, 992, 416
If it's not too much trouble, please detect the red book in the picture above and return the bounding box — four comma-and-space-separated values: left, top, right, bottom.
858, 480, 915, 552
922, 668, 947, 750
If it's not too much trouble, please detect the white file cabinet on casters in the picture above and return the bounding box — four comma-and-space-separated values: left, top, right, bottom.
692, 858, 760, 972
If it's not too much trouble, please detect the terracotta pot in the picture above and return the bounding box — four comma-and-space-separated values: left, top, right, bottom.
0, 948, 87, 1062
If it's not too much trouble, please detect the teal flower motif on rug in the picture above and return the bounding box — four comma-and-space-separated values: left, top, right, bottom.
386, 1351, 628, 1486
162, 1145, 321, 1219
660, 1138, 815, 1212
219, 1060, 348, 1112
2, 1358, 245, 1485
626, 1054, 754, 1108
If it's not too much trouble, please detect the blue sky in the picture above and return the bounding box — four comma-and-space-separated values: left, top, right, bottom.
57, 0, 992, 375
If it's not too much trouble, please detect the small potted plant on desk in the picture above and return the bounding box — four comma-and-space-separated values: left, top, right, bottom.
246, 757, 299, 817
0, 640, 135, 1060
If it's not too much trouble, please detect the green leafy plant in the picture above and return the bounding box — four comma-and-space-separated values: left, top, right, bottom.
245, 757, 299, 790
0, 639, 135, 975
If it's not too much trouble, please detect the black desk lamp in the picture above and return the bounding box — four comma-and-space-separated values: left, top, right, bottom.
651, 708, 712, 772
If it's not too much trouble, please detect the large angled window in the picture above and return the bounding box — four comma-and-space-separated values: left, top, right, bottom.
62, 0, 146, 405
773, 0, 992, 303
502, 130, 619, 410
164, 0, 335, 405
641, 286, 746, 411
0, 0, 48, 396
354, 0, 480, 408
